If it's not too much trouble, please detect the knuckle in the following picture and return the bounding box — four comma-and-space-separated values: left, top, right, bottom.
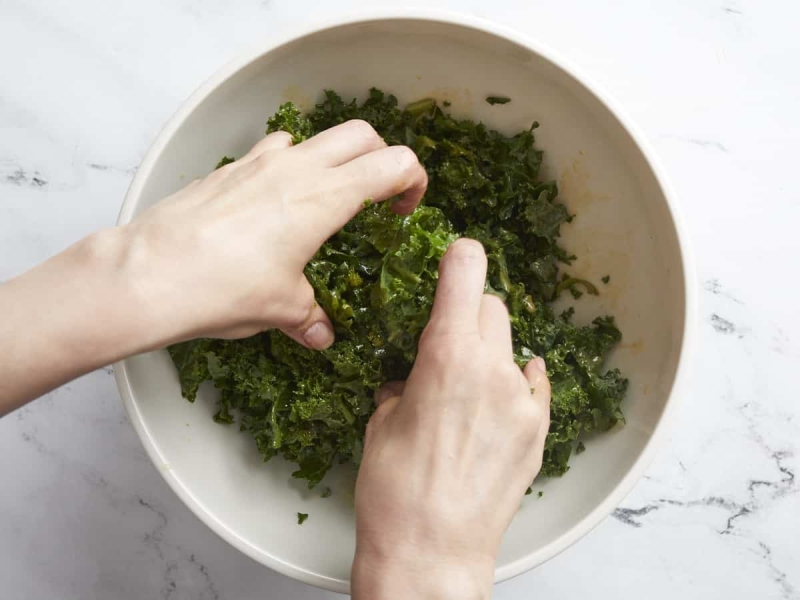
253, 151, 274, 170
421, 337, 462, 370
418, 165, 429, 187
427, 345, 454, 370
347, 119, 381, 144
207, 162, 235, 182
279, 289, 317, 330
494, 361, 521, 384
269, 130, 293, 144
390, 145, 421, 172
517, 396, 547, 428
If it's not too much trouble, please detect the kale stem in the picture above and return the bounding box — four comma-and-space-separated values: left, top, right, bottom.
556, 277, 599, 297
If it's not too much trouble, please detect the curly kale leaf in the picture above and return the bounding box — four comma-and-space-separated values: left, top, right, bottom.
215, 156, 235, 169
169, 88, 627, 486
168, 338, 217, 402
266, 102, 314, 143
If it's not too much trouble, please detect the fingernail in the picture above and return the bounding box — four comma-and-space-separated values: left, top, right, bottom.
391, 201, 411, 215
304, 322, 334, 349
535, 357, 547, 371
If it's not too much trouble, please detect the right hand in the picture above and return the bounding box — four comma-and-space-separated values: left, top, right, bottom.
352, 238, 552, 600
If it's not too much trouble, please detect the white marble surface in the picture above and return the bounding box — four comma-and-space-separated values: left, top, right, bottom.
1, 0, 799, 598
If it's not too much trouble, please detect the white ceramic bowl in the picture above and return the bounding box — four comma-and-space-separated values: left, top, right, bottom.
115, 10, 695, 593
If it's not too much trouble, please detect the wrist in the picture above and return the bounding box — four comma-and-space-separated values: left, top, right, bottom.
116, 221, 205, 347
352, 546, 493, 600
78, 225, 180, 353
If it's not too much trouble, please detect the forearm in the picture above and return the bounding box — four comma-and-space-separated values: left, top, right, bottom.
0, 227, 175, 414
351, 549, 493, 600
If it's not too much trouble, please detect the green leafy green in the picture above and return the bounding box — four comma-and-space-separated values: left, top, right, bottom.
215, 156, 235, 169
168, 88, 627, 488
486, 96, 512, 105
556, 276, 600, 300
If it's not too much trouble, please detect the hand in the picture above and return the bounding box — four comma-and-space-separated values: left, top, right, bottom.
351, 239, 551, 600
0, 120, 427, 411
125, 120, 427, 348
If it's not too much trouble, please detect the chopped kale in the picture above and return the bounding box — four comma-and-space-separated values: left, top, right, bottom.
560, 307, 576, 322
486, 96, 512, 105
215, 156, 235, 169
556, 276, 599, 299
168, 88, 627, 488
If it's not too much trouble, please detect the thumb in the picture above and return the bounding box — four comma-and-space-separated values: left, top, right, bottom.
279, 276, 335, 350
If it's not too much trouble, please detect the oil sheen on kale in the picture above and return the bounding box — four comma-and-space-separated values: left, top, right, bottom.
168, 88, 628, 489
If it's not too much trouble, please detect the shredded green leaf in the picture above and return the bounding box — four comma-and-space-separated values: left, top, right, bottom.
168, 88, 627, 488
556, 276, 599, 298
486, 96, 512, 106
215, 156, 235, 169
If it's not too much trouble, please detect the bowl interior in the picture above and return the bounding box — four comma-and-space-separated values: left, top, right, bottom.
117, 17, 687, 591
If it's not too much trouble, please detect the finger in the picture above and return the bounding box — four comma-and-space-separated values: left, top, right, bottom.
478, 293, 513, 355
332, 144, 427, 209
279, 276, 335, 350
427, 239, 487, 334
239, 131, 294, 163
523, 357, 550, 397
524, 357, 552, 437
375, 380, 406, 406
364, 395, 401, 448
292, 119, 386, 167
389, 180, 427, 216
309, 145, 428, 234
523, 358, 551, 470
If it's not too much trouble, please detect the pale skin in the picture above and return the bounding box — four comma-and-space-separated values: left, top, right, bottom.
0, 120, 551, 599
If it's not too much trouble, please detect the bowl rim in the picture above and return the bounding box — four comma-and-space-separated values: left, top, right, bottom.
114, 8, 697, 593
